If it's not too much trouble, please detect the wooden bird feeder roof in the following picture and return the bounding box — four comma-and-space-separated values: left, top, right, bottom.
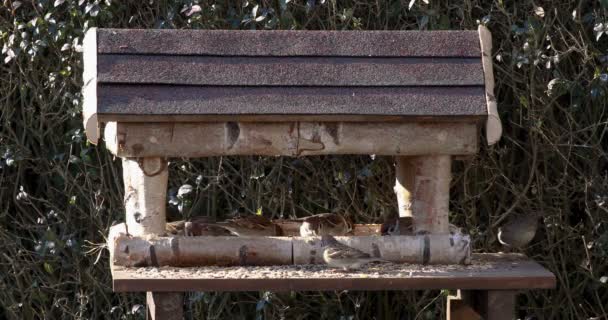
82, 27, 502, 147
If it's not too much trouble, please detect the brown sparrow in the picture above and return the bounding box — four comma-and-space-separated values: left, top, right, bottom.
165, 217, 233, 236
217, 215, 282, 236
497, 214, 539, 249
321, 235, 386, 271
299, 213, 352, 237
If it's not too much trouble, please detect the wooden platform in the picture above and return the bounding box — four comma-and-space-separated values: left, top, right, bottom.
112, 253, 555, 292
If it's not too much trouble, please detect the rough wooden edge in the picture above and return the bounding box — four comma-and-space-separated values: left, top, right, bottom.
478, 25, 502, 145
82, 27, 98, 145
110, 253, 557, 292
103, 122, 479, 158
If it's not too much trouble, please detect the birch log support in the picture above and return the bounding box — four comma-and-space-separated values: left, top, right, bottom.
294, 235, 470, 265
110, 224, 471, 266
110, 224, 293, 267
122, 157, 168, 236
121, 158, 181, 319
394, 157, 416, 218
103, 122, 478, 158
411, 155, 452, 234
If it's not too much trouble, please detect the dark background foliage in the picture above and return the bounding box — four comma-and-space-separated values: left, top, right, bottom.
1, 0, 608, 319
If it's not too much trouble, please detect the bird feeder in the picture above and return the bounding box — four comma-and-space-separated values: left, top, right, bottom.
83, 26, 555, 319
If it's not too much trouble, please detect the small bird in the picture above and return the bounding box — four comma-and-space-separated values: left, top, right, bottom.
320, 235, 386, 271
165, 217, 233, 236
217, 215, 282, 237
497, 213, 539, 249
299, 213, 352, 237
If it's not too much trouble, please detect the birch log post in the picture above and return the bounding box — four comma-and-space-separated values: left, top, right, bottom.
110, 224, 471, 267
122, 157, 168, 236
394, 157, 416, 218
103, 122, 478, 158
410, 156, 452, 234
293, 234, 470, 265
121, 157, 182, 320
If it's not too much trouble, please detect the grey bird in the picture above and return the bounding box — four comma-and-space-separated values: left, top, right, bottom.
299, 213, 352, 237
320, 235, 386, 271
497, 213, 539, 249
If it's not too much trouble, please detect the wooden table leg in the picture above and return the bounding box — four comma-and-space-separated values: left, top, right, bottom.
123, 157, 185, 319
147, 292, 184, 320
394, 155, 451, 234
471, 290, 517, 320
448, 290, 516, 320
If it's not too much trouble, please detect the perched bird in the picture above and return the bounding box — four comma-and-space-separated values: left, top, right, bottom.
165, 217, 233, 236
299, 213, 352, 237
321, 235, 386, 271
497, 213, 539, 249
217, 215, 282, 237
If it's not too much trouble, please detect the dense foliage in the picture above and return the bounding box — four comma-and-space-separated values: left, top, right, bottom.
1, 0, 607, 319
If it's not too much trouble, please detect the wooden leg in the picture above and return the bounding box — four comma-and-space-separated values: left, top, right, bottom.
147, 292, 183, 320
394, 156, 416, 218
395, 155, 451, 233
122, 157, 185, 318
122, 157, 168, 236
456, 290, 517, 320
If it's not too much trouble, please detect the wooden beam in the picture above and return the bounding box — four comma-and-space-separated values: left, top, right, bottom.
410, 155, 451, 234
104, 122, 478, 158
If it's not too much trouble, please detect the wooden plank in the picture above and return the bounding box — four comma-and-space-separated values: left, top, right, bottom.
97, 55, 484, 86
97, 86, 487, 118
103, 122, 479, 158
147, 292, 183, 320
111, 253, 556, 292
97, 29, 482, 57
